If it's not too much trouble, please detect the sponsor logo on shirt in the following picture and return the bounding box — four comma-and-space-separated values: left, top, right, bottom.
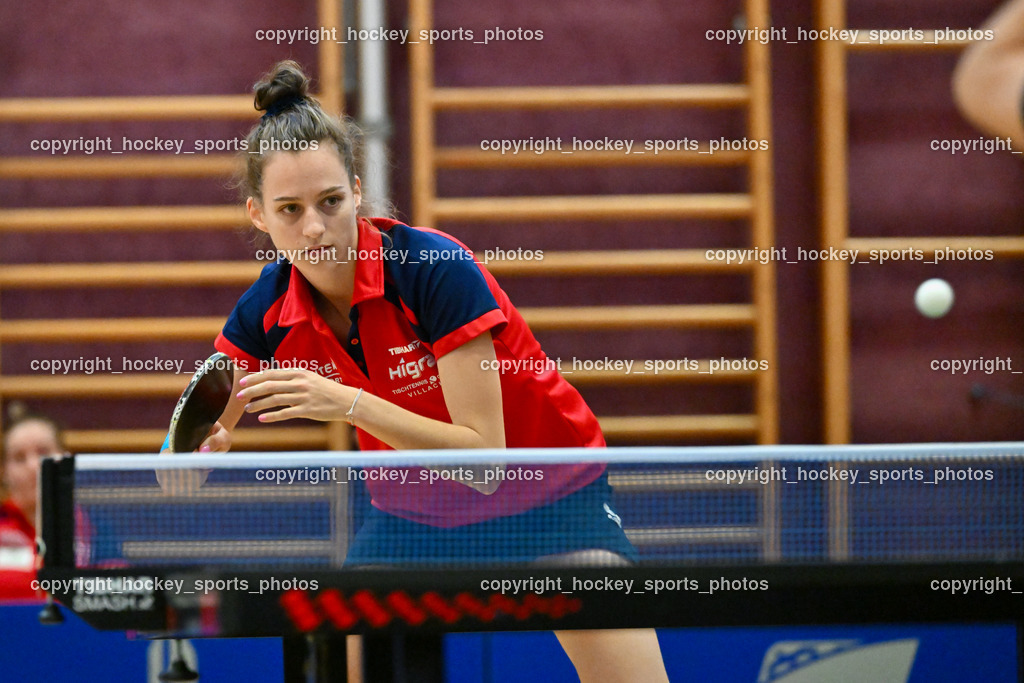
387, 340, 423, 356
388, 353, 437, 381
262, 358, 342, 382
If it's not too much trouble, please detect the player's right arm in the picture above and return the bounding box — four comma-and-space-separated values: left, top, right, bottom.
953, 0, 1024, 149
157, 368, 251, 497
158, 367, 250, 454
157, 367, 250, 494
196, 367, 251, 453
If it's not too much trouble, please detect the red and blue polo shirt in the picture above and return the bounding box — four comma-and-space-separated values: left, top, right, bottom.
215, 217, 604, 527
0, 500, 38, 600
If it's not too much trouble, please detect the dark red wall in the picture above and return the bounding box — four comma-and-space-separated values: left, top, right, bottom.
2, 0, 1022, 444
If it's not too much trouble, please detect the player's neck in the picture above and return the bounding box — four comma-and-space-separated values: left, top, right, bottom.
310, 286, 352, 340
301, 261, 355, 313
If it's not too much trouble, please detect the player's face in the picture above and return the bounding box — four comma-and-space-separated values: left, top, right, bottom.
3, 420, 63, 518
247, 144, 362, 280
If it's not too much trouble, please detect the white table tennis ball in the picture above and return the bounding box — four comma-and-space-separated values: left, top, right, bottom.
914, 278, 954, 318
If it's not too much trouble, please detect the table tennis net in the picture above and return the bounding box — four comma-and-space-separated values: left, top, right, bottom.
64, 444, 1024, 569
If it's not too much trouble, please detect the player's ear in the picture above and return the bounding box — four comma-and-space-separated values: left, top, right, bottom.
247, 196, 269, 233
352, 176, 362, 212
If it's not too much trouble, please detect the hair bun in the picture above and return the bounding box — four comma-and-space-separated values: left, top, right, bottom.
253, 60, 311, 115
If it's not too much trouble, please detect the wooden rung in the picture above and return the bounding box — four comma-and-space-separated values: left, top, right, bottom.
0, 306, 752, 342
598, 415, 759, 440
434, 146, 750, 169
0, 357, 758, 398
845, 30, 974, 51
609, 470, 766, 491
0, 317, 223, 343
522, 305, 755, 330
122, 540, 335, 560
844, 236, 1024, 258
77, 484, 336, 504
485, 250, 753, 277
0, 206, 248, 232
625, 526, 762, 546
0, 251, 745, 289
64, 427, 331, 453
431, 84, 749, 110
562, 359, 758, 384
433, 194, 752, 222
0, 155, 238, 179
0, 250, 750, 289
1, 374, 188, 398
0, 95, 257, 122
0, 262, 263, 289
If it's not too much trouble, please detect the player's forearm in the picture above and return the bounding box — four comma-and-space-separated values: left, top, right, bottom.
156, 367, 246, 494
350, 389, 503, 452
348, 390, 505, 493
215, 369, 251, 434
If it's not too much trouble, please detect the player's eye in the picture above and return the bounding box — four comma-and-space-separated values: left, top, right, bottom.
322, 195, 342, 208
279, 203, 300, 214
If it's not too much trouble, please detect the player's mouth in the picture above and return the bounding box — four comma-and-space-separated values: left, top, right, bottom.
303, 245, 337, 263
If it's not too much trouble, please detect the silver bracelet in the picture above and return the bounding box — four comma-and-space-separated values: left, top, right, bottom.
345, 388, 364, 426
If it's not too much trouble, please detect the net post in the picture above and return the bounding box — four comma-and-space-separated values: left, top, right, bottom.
39, 454, 76, 568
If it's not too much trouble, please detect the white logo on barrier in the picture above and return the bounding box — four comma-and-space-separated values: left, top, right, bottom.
758, 638, 918, 682
603, 503, 622, 528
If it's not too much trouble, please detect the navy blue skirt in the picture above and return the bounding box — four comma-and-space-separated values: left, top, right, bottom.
344, 472, 637, 566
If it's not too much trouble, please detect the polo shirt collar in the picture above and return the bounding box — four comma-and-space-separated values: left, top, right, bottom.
352, 217, 385, 305
276, 217, 387, 328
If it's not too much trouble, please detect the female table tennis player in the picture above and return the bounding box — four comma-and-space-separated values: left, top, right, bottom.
0, 412, 61, 600
0, 410, 94, 598
200, 60, 667, 682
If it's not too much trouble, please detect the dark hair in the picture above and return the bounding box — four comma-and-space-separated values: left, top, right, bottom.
2, 403, 66, 464
240, 60, 364, 207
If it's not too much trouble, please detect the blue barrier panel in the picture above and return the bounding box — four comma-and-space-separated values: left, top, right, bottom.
447, 624, 1018, 683
0, 602, 283, 682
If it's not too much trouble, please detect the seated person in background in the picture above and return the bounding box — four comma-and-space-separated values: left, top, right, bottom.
953, 0, 1024, 148
0, 408, 67, 600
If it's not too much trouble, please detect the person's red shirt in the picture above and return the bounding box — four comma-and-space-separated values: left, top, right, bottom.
216, 217, 605, 527
0, 500, 39, 600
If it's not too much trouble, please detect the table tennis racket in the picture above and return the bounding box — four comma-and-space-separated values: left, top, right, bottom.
166, 352, 235, 453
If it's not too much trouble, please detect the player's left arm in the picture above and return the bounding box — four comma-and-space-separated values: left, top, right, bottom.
238, 333, 507, 493
434, 332, 507, 451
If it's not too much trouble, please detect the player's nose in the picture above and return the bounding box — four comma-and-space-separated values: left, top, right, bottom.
302, 212, 326, 239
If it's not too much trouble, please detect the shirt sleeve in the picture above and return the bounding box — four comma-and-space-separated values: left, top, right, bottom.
389, 227, 508, 358
214, 263, 283, 372
215, 307, 268, 372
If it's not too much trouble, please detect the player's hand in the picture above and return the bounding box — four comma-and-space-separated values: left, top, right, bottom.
237, 369, 351, 423
199, 421, 231, 453
159, 421, 230, 453
157, 422, 224, 495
